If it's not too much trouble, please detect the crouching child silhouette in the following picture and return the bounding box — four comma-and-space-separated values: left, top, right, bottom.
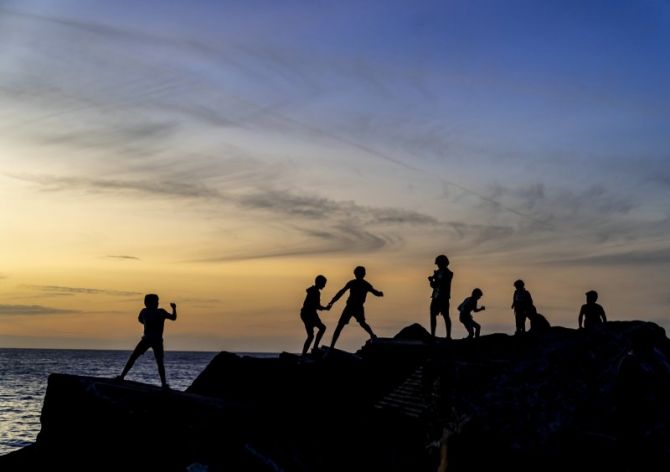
117, 294, 177, 388
527, 305, 550, 334
328, 266, 383, 350
300, 275, 330, 356
458, 288, 485, 339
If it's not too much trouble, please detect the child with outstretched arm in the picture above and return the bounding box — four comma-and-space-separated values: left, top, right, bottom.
328, 266, 383, 350
117, 294, 177, 389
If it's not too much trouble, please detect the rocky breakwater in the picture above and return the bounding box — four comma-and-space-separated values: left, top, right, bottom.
1, 321, 669, 471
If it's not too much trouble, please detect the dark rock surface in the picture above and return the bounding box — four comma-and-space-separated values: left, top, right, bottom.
1, 321, 669, 471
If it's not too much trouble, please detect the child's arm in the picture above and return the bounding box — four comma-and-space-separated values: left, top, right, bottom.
600, 306, 607, 323
428, 274, 438, 288
370, 286, 384, 297
138, 310, 145, 324
578, 306, 585, 328
167, 303, 177, 321
475, 305, 485, 312
328, 282, 350, 306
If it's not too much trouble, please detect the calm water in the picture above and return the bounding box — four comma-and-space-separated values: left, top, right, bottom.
0, 348, 221, 455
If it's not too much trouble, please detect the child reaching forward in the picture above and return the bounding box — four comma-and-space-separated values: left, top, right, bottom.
458, 288, 485, 339
300, 275, 330, 356
328, 266, 383, 350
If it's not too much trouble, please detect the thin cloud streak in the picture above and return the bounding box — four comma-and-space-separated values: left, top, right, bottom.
0, 304, 79, 315
12, 171, 657, 262
12, 172, 442, 257
545, 246, 670, 267
105, 255, 140, 261
12, 172, 438, 224
25, 285, 141, 297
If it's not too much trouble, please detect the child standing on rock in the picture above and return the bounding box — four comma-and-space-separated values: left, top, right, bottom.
578, 290, 607, 330
117, 294, 177, 388
300, 275, 330, 356
511, 279, 534, 335
428, 254, 454, 339
458, 288, 485, 339
327, 266, 383, 350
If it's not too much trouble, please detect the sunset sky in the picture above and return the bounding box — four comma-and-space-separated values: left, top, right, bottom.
1, 0, 670, 352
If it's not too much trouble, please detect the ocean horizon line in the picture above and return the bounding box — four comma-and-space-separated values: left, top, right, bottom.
0, 346, 280, 356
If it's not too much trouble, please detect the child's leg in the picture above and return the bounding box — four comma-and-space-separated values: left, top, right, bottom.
463, 319, 474, 338
302, 325, 315, 356
119, 339, 149, 379
430, 300, 439, 337
353, 311, 376, 339
313, 321, 326, 351
330, 321, 346, 349
443, 312, 452, 340
358, 319, 376, 339
515, 310, 525, 334
152, 341, 167, 386
330, 310, 352, 349
473, 321, 481, 338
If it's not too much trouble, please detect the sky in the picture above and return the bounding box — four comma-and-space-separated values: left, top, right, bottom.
1, 0, 670, 352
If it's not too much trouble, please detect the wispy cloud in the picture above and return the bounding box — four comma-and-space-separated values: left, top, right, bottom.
238, 189, 438, 225
105, 255, 140, 261
25, 285, 141, 297
12, 173, 438, 225
9, 174, 223, 199
477, 182, 637, 225
199, 222, 392, 262
546, 245, 670, 267
13, 172, 442, 257
0, 304, 79, 315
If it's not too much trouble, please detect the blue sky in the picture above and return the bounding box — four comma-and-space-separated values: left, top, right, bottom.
1, 0, 670, 350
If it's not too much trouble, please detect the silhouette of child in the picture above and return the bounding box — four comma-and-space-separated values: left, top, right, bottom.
300, 275, 330, 356
428, 254, 454, 339
527, 305, 550, 334
458, 288, 485, 339
327, 266, 383, 350
117, 294, 177, 388
511, 279, 533, 335
578, 290, 607, 330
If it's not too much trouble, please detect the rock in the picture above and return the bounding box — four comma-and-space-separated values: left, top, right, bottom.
393, 323, 433, 343
1, 321, 669, 471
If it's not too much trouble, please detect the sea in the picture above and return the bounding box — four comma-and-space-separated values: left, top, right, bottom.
0, 348, 274, 456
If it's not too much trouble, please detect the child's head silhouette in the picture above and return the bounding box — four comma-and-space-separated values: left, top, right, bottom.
435, 254, 449, 268
514, 279, 525, 289
472, 288, 483, 298
315, 275, 327, 288
354, 266, 366, 279
144, 293, 159, 309
585, 290, 598, 304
